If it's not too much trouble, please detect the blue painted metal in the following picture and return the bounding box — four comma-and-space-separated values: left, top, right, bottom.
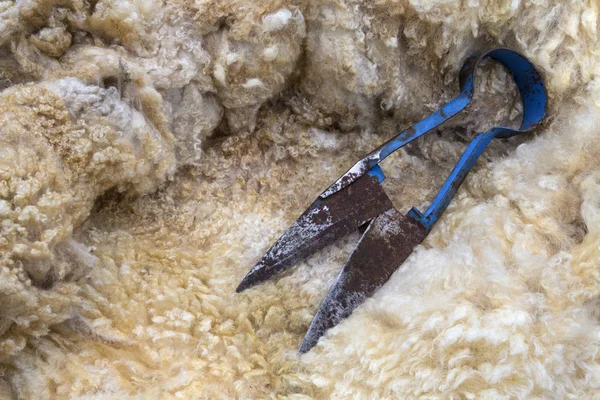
406, 48, 547, 232
366, 164, 386, 183
320, 48, 547, 200
406, 129, 497, 232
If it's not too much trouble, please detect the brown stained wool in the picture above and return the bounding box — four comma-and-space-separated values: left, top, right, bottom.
0, 0, 599, 398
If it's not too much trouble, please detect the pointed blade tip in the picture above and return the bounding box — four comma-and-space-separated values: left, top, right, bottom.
298, 336, 316, 355
235, 282, 246, 293
235, 271, 259, 293
297, 316, 326, 355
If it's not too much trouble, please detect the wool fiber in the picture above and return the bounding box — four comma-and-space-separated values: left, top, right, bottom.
0, 0, 599, 398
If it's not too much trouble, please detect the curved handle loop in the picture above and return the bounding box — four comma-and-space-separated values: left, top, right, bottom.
459, 48, 547, 136
320, 47, 547, 199
406, 49, 548, 232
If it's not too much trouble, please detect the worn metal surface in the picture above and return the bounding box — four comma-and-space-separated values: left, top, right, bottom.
236, 48, 548, 355
299, 209, 427, 354
236, 171, 393, 292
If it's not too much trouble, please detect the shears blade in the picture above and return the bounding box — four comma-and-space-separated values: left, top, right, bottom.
236, 48, 548, 355
298, 208, 427, 354
236, 168, 393, 293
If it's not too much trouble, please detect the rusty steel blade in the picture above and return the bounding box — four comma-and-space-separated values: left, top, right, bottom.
236, 173, 394, 293
298, 208, 427, 354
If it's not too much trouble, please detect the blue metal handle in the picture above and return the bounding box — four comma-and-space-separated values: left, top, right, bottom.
406, 49, 548, 232
406, 128, 497, 231
320, 48, 547, 199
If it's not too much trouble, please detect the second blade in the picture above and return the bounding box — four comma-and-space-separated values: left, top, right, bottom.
299, 208, 427, 354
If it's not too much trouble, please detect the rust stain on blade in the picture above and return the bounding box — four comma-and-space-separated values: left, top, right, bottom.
299, 208, 427, 354
237, 173, 394, 292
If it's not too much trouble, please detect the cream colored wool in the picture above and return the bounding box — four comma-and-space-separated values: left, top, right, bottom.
0, 0, 600, 399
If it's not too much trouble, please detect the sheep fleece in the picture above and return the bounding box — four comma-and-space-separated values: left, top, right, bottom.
0, 0, 600, 399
